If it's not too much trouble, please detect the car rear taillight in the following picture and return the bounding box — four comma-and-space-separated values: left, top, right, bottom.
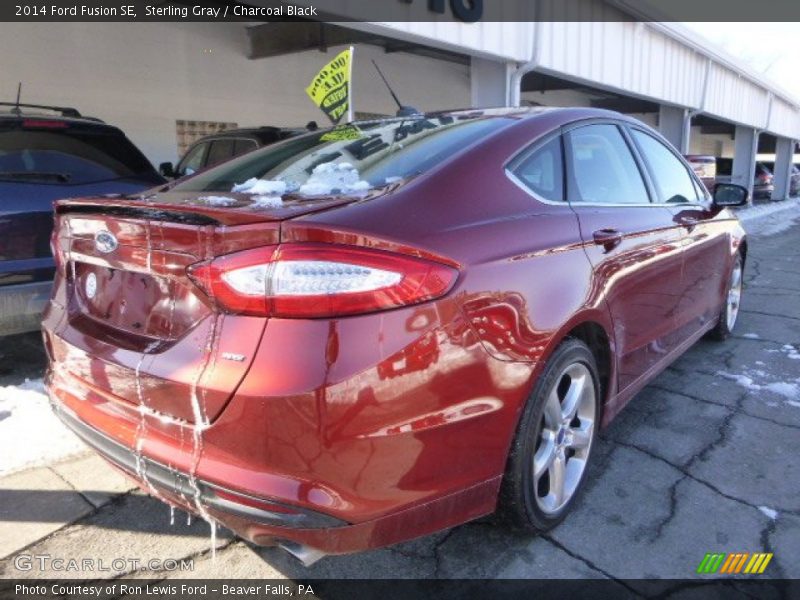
50, 226, 63, 270
757, 173, 772, 184
187, 243, 458, 318
22, 119, 69, 129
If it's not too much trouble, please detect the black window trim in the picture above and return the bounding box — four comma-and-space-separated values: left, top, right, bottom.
561, 119, 656, 207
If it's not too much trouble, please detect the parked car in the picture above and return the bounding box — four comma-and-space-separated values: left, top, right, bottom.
684, 154, 716, 191
44, 107, 748, 562
759, 160, 800, 197
715, 158, 773, 200
161, 126, 307, 179
0, 102, 164, 337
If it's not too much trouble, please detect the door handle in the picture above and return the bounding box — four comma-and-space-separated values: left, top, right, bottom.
592, 228, 623, 250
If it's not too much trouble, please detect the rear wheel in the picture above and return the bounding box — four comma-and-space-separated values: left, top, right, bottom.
498, 338, 600, 532
709, 252, 744, 341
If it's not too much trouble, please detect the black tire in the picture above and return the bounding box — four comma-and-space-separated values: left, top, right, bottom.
497, 338, 601, 532
708, 252, 744, 341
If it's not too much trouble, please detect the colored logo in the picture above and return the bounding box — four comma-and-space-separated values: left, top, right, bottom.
697, 552, 773, 574
94, 230, 118, 254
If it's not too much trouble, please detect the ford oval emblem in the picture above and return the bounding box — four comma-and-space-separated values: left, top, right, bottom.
94, 230, 118, 254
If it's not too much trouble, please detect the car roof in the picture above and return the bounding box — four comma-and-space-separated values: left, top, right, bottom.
345, 106, 657, 132
184, 127, 308, 150
0, 102, 107, 124
198, 126, 305, 139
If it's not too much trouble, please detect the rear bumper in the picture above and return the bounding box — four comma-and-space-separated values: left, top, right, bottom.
0, 280, 52, 336
50, 389, 500, 555
54, 404, 345, 530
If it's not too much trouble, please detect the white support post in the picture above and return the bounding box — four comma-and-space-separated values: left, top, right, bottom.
659, 105, 689, 153
732, 126, 758, 205
772, 137, 794, 201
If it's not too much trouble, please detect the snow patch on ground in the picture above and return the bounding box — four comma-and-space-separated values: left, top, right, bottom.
199, 196, 237, 207
716, 371, 761, 390
763, 382, 799, 399
736, 198, 800, 235
781, 344, 800, 360
742, 333, 760, 339
298, 162, 370, 196
231, 178, 287, 196
758, 506, 779, 520
717, 350, 800, 408
0, 379, 86, 476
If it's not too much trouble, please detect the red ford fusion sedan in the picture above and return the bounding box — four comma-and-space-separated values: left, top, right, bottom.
44, 107, 748, 563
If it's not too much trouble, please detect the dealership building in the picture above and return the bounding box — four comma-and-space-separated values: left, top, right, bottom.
2, 0, 798, 201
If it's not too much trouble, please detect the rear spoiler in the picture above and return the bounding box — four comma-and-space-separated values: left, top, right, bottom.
56, 203, 221, 226
54, 197, 264, 226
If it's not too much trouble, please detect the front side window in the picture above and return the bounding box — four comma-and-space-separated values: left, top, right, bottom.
177, 142, 208, 177
566, 124, 650, 205
631, 129, 698, 204
510, 136, 563, 202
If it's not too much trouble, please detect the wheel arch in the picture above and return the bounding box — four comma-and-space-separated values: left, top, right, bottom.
562, 321, 613, 411
533, 311, 617, 413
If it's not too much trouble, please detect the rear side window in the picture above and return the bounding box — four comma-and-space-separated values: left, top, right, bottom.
510, 136, 563, 202
566, 124, 650, 204
206, 139, 236, 167
0, 126, 157, 185
233, 138, 257, 157
631, 129, 698, 204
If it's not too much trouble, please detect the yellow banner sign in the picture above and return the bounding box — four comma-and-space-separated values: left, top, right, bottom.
305, 48, 352, 125
320, 124, 363, 142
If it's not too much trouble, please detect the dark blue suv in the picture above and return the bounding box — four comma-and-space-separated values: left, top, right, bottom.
0, 102, 164, 336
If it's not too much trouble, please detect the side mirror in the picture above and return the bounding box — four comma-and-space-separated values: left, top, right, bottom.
713, 183, 748, 208
159, 162, 175, 178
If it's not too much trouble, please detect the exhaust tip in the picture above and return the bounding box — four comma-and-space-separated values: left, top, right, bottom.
277, 540, 327, 567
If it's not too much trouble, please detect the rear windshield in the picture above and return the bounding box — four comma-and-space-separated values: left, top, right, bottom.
0, 125, 159, 185
171, 115, 509, 196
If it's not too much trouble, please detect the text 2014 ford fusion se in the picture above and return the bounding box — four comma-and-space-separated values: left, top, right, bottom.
43, 107, 748, 562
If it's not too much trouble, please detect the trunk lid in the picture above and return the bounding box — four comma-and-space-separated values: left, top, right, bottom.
51, 194, 332, 424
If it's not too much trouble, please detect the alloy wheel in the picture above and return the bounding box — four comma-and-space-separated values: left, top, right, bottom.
726, 258, 743, 331
533, 362, 596, 515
